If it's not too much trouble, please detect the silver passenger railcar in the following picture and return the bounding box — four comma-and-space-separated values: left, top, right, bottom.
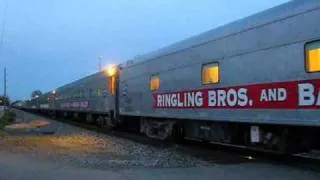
31, 70, 118, 127
119, 0, 320, 152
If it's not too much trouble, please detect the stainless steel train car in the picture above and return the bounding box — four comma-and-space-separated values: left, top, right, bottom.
19, 0, 320, 154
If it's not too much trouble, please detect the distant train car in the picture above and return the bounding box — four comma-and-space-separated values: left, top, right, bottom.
35, 70, 118, 127
19, 0, 320, 154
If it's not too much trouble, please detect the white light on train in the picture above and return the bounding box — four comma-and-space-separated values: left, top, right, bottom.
104, 64, 117, 76
52, 90, 56, 94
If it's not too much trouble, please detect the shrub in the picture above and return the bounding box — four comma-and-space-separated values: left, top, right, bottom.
0, 111, 16, 129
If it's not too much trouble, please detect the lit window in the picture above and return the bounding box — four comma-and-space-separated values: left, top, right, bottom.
202, 63, 219, 84
150, 75, 160, 91
306, 41, 320, 73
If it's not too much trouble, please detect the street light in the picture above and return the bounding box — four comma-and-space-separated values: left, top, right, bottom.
99, 56, 103, 71
103, 64, 117, 77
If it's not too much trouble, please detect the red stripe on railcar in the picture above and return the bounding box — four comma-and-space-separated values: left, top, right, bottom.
153, 78, 320, 109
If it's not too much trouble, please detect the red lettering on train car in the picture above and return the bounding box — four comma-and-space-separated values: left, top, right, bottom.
60, 101, 89, 109
152, 79, 320, 109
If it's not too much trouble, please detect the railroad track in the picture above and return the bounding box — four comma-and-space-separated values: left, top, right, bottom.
294, 150, 320, 160
13, 109, 320, 172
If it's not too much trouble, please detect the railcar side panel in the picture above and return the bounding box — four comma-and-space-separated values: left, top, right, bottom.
39, 72, 115, 114
119, 4, 320, 126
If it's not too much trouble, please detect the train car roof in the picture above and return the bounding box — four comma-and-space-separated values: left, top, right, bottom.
122, 0, 320, 68
56, 71, 104, 91
42, 0, 320, 96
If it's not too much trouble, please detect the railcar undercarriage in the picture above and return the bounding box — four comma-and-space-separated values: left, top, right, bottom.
140, 118, 176, 140
134, 116, 320, 154
19, 108, 320, 155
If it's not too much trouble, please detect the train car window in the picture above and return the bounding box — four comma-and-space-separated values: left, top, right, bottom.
202, 62, 219, 85
305, 40, 320, 73
102, 89, 108, 97
81, 90, 84, 98
150, 75, 160, 91
97, 88, 102, 97
89, 88, 93, 97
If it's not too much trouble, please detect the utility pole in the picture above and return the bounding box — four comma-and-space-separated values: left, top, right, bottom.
3, 67, 8, 110
4, 67, 7, 98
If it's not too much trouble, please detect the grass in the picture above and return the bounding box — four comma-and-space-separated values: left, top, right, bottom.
0, 111, 16, 136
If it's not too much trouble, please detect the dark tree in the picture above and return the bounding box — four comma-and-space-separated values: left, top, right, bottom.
0, 96, 10, 106
31, 90, 43, 99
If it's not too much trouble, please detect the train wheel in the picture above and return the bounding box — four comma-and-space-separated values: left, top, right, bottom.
96, 115, 113, 132
96, 115, 104, 127
85, 113, 94, 124
171, 123, 185, 143
73, 112, 79, 121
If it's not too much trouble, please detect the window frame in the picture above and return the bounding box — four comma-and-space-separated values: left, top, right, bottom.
305, 39, 320, 73
201, 62, 220, 85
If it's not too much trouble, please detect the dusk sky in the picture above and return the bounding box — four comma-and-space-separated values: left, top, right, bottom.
0, 0, 289, 101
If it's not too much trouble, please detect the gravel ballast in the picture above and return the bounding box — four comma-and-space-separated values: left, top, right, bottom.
0, 110, 215, 170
